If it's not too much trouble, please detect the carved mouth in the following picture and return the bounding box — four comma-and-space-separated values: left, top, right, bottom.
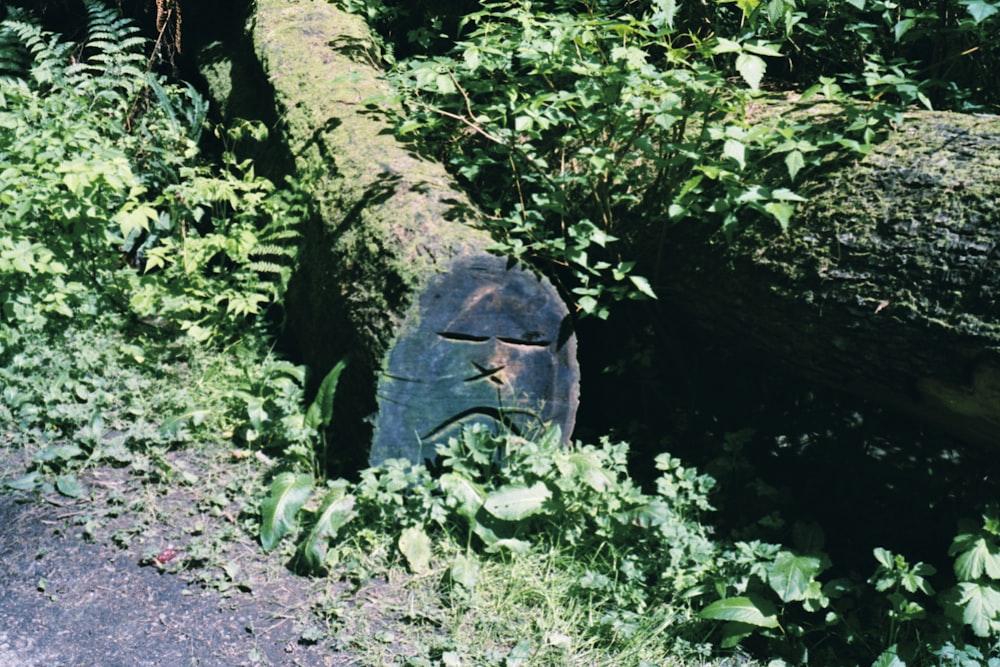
420, 406, 542, 440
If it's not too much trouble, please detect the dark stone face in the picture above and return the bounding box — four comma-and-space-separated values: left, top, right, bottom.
370, 255, 579, 465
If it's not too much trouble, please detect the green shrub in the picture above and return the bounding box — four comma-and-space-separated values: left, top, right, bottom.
0, 2, 301, 350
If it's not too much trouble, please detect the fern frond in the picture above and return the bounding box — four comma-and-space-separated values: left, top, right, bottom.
246, 261, 291, 275
249, 244, 298, 260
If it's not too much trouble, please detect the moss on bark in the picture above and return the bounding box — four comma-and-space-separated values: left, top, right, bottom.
659, 111, 1000, 445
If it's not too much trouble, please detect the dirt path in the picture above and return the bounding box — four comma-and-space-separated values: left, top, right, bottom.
0, 448, 359, 667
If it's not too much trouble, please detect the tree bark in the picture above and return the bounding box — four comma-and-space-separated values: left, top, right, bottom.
190, 1, 579, 470
656, 111, 1000, 446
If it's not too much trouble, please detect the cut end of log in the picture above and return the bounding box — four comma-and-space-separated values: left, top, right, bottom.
370, 254, 580, 466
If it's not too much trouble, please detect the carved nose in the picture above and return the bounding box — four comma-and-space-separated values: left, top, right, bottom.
465, 361, 506, 385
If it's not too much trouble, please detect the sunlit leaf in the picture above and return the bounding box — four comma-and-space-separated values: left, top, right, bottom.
735, 53, 766, 90
55, 474, 84, 498
767, 552, 823, 602
953, 536, 1000, 581
260, 472, 313, 551
483, 482, 552, 521
449, 552, 480, 589
699, 596, 779, 628
629, 275, 657, 300
398, 525, 433, 573
955, 582, 1000, 637
304, 359, 347, 430
963, 0, 999, 24
872, 646, 907, 667
440, 472, 486, 519
785, 150, 805, 182
299, 489, 356, 572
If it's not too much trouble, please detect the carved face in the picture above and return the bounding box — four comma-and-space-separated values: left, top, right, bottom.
371, 255, 578, 465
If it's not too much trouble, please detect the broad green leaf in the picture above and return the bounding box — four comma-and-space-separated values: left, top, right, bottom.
304, 359, 347, 430
743, 41, 783, 58
505, 639, 532, 667
35, 444, 84, 462
720, 621, 758, 649
399, 525, 433, 573
699, 596, 780, 628
723, 139, 746, 169
4, 472, 39, 491
956, 582, 1000, 637
712, 37, 742, 54
260, 472, 313, 551
767, 552, 823, 603
963, 0, 999, 24
764, 202, 795, 232
735, 53, 766, 90
872, 646, 906, 667
557, 452, 615, 492
113, 203, 158, 237
652, 0, 678, 27
785, 150, 805, 182
874, 547, 895, 569
55, 474, 84, 498
483, 482, 552, 521
440, 472, 486, 519
893, 18, 914, 42
954, 536, 1000, 581
299, 490, 356, 572
449, 552, 480, 589
629, 275, 657, 300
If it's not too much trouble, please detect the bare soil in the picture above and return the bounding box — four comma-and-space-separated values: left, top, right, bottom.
0, 447, 358, 667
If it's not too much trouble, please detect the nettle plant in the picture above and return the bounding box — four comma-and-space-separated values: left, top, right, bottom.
0, 2, 299, 348
382, 0, 909, 317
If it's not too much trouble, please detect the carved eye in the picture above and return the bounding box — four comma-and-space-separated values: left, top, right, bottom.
497, 336, 550, 348
438, 331, 489, 343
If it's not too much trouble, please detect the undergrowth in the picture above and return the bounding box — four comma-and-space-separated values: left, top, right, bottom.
2, 3, 999, 667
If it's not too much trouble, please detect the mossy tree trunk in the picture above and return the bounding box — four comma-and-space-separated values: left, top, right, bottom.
190, 1, 579, 471
654, 111, 1000, 445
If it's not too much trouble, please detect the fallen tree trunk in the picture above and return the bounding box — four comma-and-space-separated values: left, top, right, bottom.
656, 111, 1000, 446
190, 1, 579, 470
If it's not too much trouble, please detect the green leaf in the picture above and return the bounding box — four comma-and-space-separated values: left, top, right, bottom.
720, 621, 758, 649
505, 639, 532, 667
4, 472, 39, 491
55, 474, 84, 498
963, 0, 999, 24
872, 646, 907, 667
398, 525, 433, 573
483, 482, 552, 521
954, 536, 1000, 581
735, 53, 766, 90
652, 0, 678, 27
629, 275, 657, 300
699, 596, 780, 628
893, 18, 915, 42
955, 582, 1000, 637
785, 150, 805, 182
299, 489, 356, 572
723, 139, 746, 169
712, 37, 743, 54
304, 359, 347, 430
449, 552, 480, 589
764, 202, 795, 232
260, 472, 313, 551
440, 472, 486, 519
768, 552, 823, 603
742, 41, 783, 58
